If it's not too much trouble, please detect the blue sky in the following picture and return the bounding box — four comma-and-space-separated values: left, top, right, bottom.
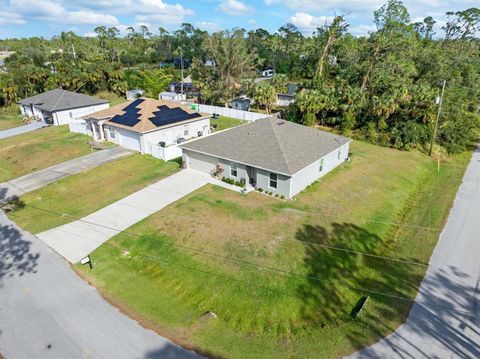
0, 0, 476, 39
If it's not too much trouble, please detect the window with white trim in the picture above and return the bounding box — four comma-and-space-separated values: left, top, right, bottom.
184, 126, 189, 136
230, 162, 238, 177
69, 111, 73, 119
338, 150, 341, 160
269, 173, 277, 189
319, 158, 324, 172
109, 127, 115, 139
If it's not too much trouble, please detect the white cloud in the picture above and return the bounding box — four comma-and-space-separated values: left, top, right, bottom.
267, 0, 384, 13
218, 0, 253, 16
3, 0, 195, 29
0, 11, 25, 25
349, 24, 376, 36
196, 21, 221, 32
290, 12, 334, 33
8, 0, 119, 25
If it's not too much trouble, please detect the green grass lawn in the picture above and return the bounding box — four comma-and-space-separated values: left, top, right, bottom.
109, 97, 128, 106
0, 106, 25, 131
211, 116, 246, 132
76, 141, 471, 359
0, 126, 96, 182
9, 154, 180, 234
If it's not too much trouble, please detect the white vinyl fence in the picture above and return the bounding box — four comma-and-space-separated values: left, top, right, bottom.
69, 119, 89, 135
189, 104, 269, 122
150, 144, 183, 161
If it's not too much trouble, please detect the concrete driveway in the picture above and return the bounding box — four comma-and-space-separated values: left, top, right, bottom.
347, 147, 480, 359
0, 147, 131, 203
0, 211, 202, 359
0, 121, 46, 139
37, 169, 212, 263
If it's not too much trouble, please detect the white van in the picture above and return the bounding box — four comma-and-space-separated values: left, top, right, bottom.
261, 69, 275, 77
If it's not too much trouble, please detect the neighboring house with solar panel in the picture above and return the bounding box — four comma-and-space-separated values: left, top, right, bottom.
18, 89, 110, 126
180, 117, 351, 198
78, 97, 211, 161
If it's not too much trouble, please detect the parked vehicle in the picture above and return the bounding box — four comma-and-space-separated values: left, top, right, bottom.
261, 69, 275, 77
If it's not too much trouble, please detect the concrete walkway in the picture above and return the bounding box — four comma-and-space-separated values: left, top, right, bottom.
0, 147, 131, 203
0, 121, 46, 139
347, 147, 480, 359
37, 169, 215, 263
0, 211, 202, 359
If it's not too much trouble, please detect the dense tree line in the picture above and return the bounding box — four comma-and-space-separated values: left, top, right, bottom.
0, 0, 479, 153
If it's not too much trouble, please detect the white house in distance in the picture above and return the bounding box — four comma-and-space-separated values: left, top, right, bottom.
18, 89, 109, 126
181, 118, 351, 198
76, 97, 211, 161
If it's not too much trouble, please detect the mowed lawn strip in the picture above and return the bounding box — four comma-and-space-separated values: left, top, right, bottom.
78, 140, 470, 359
211, 115, 246, 132
0, 126, 93, 182
0, 106, 25, 131
9, 154, 179, 234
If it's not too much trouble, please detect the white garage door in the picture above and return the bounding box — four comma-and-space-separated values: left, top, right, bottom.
120, 130, 141, 151
187, 151, 218, 174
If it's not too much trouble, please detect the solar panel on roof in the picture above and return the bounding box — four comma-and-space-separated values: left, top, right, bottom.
149, 105, 201, 127
109, 98, 144, 127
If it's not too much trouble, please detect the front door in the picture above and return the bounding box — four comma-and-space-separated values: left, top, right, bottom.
246, 166, 256, 186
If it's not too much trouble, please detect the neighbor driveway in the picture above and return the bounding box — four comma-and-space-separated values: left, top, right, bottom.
0, 211, 202, 359
37, 169, 213, 263
0, 121, 46, 139
0, 147, 131, 203
347, 147, 480, 358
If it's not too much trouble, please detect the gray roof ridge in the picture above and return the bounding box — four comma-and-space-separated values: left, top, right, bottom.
51, 89, 65, 111
267, 118, 292, 174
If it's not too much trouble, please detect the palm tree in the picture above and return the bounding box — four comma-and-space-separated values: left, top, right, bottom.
254, 82, 277, 114
295, 89, 322, 126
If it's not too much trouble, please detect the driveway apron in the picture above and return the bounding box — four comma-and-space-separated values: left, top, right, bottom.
0, 147, 131, 203
0, 121, 46, 139
36, 169, 212, 263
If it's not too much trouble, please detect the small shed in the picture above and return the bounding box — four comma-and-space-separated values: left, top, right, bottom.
126, 89, 144, 100
231, 98, 251, 111
159, 92, 186, 102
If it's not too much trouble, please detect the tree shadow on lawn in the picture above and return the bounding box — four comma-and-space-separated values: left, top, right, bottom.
0, 214, 39, 282
346, 266, 480, 358
296, 223, 424, 326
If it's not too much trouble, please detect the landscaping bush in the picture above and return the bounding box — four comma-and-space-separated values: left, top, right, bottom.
258, 188, 263, 193
239, 178, 246, 188
280, 195, 285, 199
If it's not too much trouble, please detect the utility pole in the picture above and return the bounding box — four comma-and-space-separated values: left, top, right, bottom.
180, 48, 184, 97
429, 80, 446, 157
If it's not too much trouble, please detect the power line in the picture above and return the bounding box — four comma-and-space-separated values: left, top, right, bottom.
8, 207, 474, 317
7, 208, 469, 313
16, 203, 429, 267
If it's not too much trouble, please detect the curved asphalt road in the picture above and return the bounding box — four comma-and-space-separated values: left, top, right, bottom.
347, 147, 480, 359
0, 211, 202, 359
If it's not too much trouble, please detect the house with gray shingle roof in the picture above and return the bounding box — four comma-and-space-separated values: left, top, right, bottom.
18, 89, 110, 126
180, 117, 351, 198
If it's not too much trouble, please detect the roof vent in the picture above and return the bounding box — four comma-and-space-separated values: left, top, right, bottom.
277, 121, 285, 125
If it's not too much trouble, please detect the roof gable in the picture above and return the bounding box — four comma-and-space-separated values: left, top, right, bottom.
181, 118, 351, 175
87, 97, 210, 133
18, 89, 108, 112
